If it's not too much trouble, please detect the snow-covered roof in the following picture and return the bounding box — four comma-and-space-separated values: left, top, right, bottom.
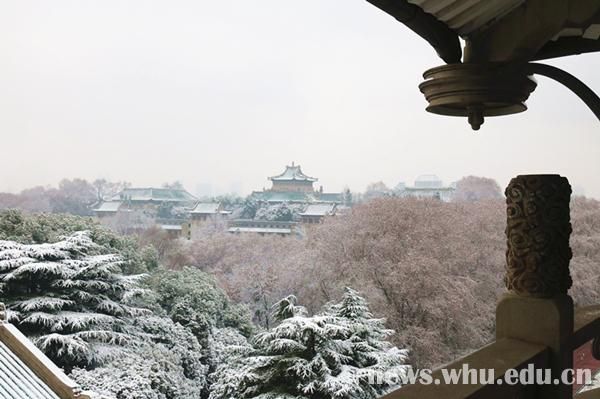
160, 225, 182, 231
111, 188, 197, 203
227, 227, 292, 234
0, 306, 86, 399
404, 186, 455, 192
300, 203, 336, 217
190, 202, 221, 214
93, 201, 122, 213
317, 193, 344, 203
230, 219, 296, 227
0, 340, 61, 399
269, 164, 317, 182
251, 191, 344, 204
254, 191, 312, 203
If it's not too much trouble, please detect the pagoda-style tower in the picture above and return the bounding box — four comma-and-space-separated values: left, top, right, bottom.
268, 163, 317, 193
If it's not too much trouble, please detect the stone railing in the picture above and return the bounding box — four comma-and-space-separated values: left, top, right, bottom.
384, 175, 600, 399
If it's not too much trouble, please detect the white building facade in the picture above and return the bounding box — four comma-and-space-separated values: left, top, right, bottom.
395, 174, 456, 202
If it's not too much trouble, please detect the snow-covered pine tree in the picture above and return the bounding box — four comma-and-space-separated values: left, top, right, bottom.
0, 231, 149, 370
329, 287, 411, 396
207, 328, 254, 399
71, 315, 209, 399
210, 292, 410, 399
147, 267, 254, 347
0, 209, 156, 274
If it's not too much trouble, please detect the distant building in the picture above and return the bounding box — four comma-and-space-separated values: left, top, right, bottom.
93, 201, 123, 217
113, 187, 197, 207
190, 202, 230, 221
94, 187, 198, 216
156, 219, 189, 239
223, 163, 348, 235
269, 163, 318, 193
93, 187, 198, 237
299, 203, 337, 224
226, 163, 346, 236
189, 202, 232, 240
251, 163, 345, 204
228, 219, 297, 236
0, 303, 90, 399
396, 174, 456, 202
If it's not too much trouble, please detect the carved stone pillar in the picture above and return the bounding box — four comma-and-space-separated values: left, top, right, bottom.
504, 174, 573, 297
497, 174, 573, 399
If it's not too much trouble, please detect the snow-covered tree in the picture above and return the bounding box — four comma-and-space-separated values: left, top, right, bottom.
453, 176, 503, 202
254, 203, 303, 222
147, 267, 253, 346
210, 291, 410, 399
71, 316, 208, 399
207, 328, 254, 399
0, 209, 155, 274
0, 231, 149, 369
327, 288, 411, 395
363, 182, 393, 202
241, 198, 259, 219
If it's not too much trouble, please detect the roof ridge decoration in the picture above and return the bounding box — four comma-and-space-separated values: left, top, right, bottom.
114, 187, 198, 202
269, 164, 318, 182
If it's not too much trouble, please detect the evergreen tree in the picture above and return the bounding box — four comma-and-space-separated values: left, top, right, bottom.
210, 291, 410, 399
147, 267, 254, 346
207, 328, 254, 399
71, 316, 208, 399
329, 288, 410, 396
241, 198, 258, 219
0, 209, 155, 273
0, 231, 149, 370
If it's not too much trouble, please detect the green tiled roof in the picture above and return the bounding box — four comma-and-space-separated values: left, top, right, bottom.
93, 201, 122, 212
251, 191, 313, 203
191, 202, 221, 214
318, 193, 344, 203
251, 191, 343, 204
269, 165, 317, 182
300, 203, 336, 216
112, 188, 197, 203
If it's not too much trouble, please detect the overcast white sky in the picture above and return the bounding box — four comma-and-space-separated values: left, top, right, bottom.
1, 0, 599, 197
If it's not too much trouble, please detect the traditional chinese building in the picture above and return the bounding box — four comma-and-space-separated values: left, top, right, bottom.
268, 163, 318, 193
395, 174, 456, 202
93, 187, 198, 237
225, 164, 345, 234
188, 202, 232, 239
190, 202, 230, 221
94, 187, 197, 216
299, 203, 337, 224
227, 219, 297, 236
251, 163, 345, 204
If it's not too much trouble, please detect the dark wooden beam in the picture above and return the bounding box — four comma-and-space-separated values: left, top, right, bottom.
366, 0, 462, 64
534, 37, 600, 61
